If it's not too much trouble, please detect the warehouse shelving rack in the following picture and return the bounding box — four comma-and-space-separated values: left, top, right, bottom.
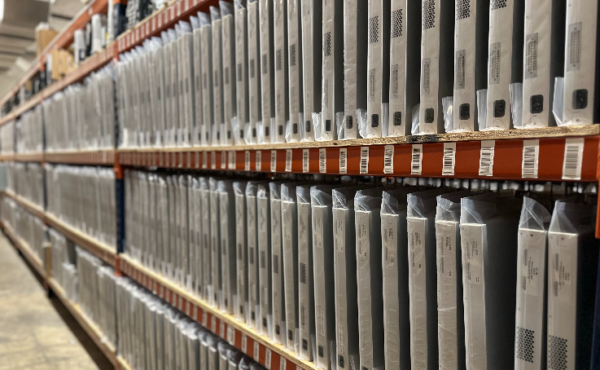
1, 0, 600, 368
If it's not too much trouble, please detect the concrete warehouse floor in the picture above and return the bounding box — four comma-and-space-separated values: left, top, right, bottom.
0, 233, 112, 370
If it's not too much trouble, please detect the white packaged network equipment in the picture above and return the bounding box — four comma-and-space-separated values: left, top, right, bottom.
485, 0, 525, 130
234, 181, 248, 322
274, 0, 289, 143
520, 0, 565, 127
281, 183, 300, 351
259, 0, 276, 143
211, 7, 224, 145
199, 12, 214, 146
297, 185, 316, 361
364, 0, 390, 138
341, 0, 367, 139
287, 0, 303, 142
192, 17, 204, 146
417, 0, 455, 134
270, 182, 286, 344
219, 180, 237, 314
177, 21, 194, 146
235, 2, 249, 144
246, 182, 265, 330
318, 0, 343, 141
310, 185, 336, 370
452, 0, 489, 132
460, 194, 521, 370
514, 197, 551, 370
387, 0, 421, 137
300, 0, 322, 141
200, 177, 212, 301
209, 177, 222, 307
247, 0, 261, 144
221, 2, 236, 145
257, 183, 273, 337
547, 200, 598, 370
562, 0, 600, 126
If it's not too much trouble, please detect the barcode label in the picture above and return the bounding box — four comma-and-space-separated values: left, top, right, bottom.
339, 148, 347, 174
256, 151, 262, 171
203, 152, 208, 169
300, 263, 307, 284
521, 140, 539, 178
211, 151, 217, 169
285, 149, 292, 172
271, 150, 278, 172
229, 151, 236, 169
383, 145, 394, 174
360, 147, 369, 174
221, 151, 227, 169
202, 312, 208, 326
478, 141, 495, 176
442, 142, 456, 176
211, 316, 217, 332
242, 333, 248, 352
245, 151, 251, 171
254, 341, 260, 361
227, 326, 235, 344
319, 149, 327, 173
303, 149, 309, 173
280, 357, 287, 370
411, 144, 423, 175
562, 138, 584, 180
220, 321, 226, 337
265, 348, 272, 369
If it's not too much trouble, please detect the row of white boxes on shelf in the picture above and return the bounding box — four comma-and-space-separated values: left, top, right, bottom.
0, 197, 47, 262
124, 170, 600, 370
5, 162, 44, 208
6, 0, 600, 154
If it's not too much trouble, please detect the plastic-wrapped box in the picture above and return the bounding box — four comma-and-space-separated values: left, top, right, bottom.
247, 0, 261, 144
547, 199, 598, 369
484, 0, 525, 130
228, 346, 244, 370
514, 197, 551, 369
221, 1, 237, 145
257, 183, 273, 337
211, 6, 225, 146
435, 190, 472, 370
168, 28, 180, 146
316, 0, 343, 141
246, 181, 264, 330
200, 177, 212, 301
219, 179, 237, 314
259, 0, 276, 143
281, 183, 300, 352
190, 176, 204, 296
297, 185, 316, 361
300, 0, 322, 141
234, 181, 249, 321
270, 182, 286, 344
235, 0, 250, 145
310, 185, 336, 370
273, 0, 289, 143
209, 177, 222, 307
286, 0, 303, 143
192, 16, 204, 146
199, 12, 214, 146
460, 193, 521, 369
177, 21, 195, 146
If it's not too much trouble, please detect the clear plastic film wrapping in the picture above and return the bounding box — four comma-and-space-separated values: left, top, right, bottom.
281, 182, 300, 353
476, 89, 488, 130
442, 96, 455, 133
353, 188, 385, 370
208, 177, 222, 307
509, 82, 523, 128
296, 185, 317, 362
218, 179, 237, 314
258, 0, 276, 144
233, 180, 249, 322
246, 181, 263, 331
199, 11, 214, 146
309, 185, 337, 370
434, 190, 472, 370
257, 183, 273, 338
210, 6, 224, 146
269, 182, 286, 345
221, 0, 237, 145
552, 77, 564, 126
246, 0, 261, 145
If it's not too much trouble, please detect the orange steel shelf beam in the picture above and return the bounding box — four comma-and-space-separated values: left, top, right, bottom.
119, 254, 316, 370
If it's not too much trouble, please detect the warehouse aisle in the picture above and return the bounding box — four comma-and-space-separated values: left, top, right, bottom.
0, 234, 111, 370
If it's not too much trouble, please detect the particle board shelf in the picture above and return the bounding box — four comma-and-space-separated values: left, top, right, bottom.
119, 254, 316, 370
45, 213, 117, 267
2, 223, 45, 278
13, 152, 45, 163
117, 356, 132, 370
47, 277, 118, 367
45, 149, 116, 166
119, 126, 600, 182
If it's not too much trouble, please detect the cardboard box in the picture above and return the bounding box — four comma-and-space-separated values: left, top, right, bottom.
36, 29, 58, 56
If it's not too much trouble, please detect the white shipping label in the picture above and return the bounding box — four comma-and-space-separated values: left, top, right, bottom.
280, 357, 286, 370
333, 209, 345, 253
518, 228, 545, 296
202, 312, 208, 326
407, 217, 426, 275
285, 149, 292, 172
211, 151, 217, 169
222, 151, 227, 169
242, 333, 247, 352
436, 221, 457, 280
256, 151, 262, 171
411, 144, 423, 175
302, 149, 309, 173
461, 224, 484, 285
254, 341, 260, 360
382, 215, 398, 267
562, 138, 584, 180
522, 140, 539, 179
246, 151, 251, 171
203, 152, 208, 169
319, 148, 327, 173
271, 150, 278, 172
265, 348, 272, 369
356, 211, 370, 260
478, 140, 495, 176
229, 151, 236, 169
442, 142, 456, 176
549, 232, 577, 302
339, 148, 347, 174
383, 145, 394, 174
360, 147, 369, 174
